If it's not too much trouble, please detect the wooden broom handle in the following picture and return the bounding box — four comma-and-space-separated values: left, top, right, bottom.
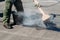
33, 0, 50, 21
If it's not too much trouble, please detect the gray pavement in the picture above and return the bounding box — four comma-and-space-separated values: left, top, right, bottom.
0, 0, 60, 40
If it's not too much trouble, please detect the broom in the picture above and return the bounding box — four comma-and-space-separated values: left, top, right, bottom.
33, 0, 50, 21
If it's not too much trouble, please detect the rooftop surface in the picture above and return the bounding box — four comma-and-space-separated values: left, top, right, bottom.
0, 0, 60, 40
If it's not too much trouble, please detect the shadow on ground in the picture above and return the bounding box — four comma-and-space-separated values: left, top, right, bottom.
23, 21, 60, 32
45, 21, 60, 32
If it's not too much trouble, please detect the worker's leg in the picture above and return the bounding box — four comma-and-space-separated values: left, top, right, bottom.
12, 0, 24, 24
14, 0, 24, 11
3, 0, 13, 29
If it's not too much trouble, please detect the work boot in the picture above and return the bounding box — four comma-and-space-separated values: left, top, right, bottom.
10, 22, 17, 26
3, 24, 13, 29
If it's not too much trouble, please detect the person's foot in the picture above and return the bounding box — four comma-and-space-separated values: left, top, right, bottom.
3, 24, 13, 29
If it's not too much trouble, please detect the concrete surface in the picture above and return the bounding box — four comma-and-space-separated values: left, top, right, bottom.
0, 0, 60, 40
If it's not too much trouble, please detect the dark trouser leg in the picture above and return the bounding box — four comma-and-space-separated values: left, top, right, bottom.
12, 0, 24, 24
3, 0, 12, 24
14, 0, 24, 11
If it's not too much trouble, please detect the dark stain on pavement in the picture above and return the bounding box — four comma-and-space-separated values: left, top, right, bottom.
0, 0, 4, 2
